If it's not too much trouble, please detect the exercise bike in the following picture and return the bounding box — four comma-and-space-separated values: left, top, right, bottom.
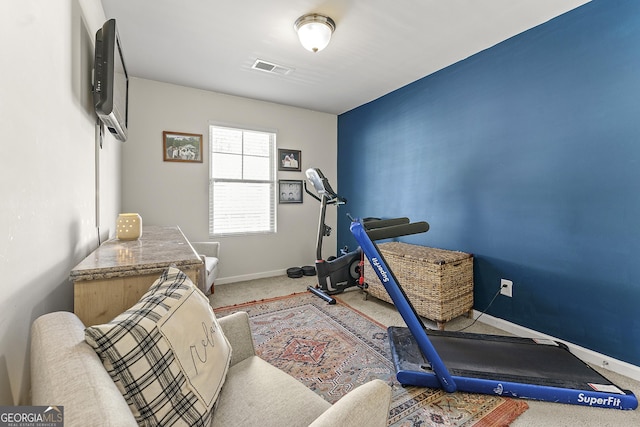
304, 168, 365, 304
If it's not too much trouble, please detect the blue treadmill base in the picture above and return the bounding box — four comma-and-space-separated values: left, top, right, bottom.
389, 326, 638, 410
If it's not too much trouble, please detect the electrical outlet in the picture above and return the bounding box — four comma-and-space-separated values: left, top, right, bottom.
500, 279, 513, 297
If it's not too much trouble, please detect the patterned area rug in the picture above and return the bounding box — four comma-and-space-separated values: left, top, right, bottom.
215, 292, 528, 426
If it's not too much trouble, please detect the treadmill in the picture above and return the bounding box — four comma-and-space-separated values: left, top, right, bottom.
351, 218, 638, 410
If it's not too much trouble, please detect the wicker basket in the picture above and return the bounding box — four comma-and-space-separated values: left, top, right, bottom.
364, 242, 473, 330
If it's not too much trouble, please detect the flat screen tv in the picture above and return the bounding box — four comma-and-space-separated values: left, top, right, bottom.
94, 19, 128, 142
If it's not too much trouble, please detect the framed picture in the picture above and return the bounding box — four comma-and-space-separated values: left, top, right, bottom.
163, 131, 203, 163
278, 148, 301, 171
279, 180, 303, 203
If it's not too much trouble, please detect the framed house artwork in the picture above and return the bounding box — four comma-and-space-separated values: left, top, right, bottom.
163, 131, 203, 163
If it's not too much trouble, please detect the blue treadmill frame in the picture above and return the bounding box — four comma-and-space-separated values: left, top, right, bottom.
351, 219, 637, 410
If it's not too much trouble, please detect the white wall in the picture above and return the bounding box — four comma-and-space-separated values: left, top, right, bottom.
123, 78, 337, 282
0, 0, 121, 404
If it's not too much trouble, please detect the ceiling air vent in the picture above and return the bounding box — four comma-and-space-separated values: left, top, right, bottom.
251, 59, 293, 76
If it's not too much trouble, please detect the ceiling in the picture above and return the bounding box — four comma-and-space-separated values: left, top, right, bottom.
101, 0, 590, 115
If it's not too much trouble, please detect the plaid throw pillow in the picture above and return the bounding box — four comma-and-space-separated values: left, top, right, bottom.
85, 267, 232, 426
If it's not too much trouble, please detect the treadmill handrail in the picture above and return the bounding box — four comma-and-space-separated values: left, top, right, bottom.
365, 221, 430, 241
362, 217, 410, 230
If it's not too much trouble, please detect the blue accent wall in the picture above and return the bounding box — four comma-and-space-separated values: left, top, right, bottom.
337, 0, 640, 366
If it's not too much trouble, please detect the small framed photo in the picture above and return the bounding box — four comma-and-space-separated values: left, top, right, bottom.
163, 131, 203, 163
278, 148, 301, 171
279, 180, 303, 204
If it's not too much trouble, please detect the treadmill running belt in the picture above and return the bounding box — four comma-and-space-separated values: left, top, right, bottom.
389, 326, 616, 390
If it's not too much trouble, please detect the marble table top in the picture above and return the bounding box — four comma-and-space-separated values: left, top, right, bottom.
70, 225, 202, 281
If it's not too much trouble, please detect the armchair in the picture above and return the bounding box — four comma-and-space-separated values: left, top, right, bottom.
191, 241, 220, 294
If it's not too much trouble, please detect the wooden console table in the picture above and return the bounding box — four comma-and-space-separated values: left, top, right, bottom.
70, 225, 202, 326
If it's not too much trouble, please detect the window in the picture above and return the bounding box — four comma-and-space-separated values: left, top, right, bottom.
209, 124, 277, 236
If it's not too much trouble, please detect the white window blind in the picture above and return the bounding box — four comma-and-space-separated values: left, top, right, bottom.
209, 125, 276, 236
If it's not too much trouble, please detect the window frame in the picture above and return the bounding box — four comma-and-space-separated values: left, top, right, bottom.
208, 123, 277, 237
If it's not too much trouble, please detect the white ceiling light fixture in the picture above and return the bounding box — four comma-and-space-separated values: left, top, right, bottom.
294, 13, 336, 53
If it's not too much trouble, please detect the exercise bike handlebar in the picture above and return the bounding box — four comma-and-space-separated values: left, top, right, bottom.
304, 168, 347, 204
363, 219, 430, 241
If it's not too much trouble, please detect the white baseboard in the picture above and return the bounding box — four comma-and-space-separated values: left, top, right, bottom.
215, 269, 286, 286
474, 310, 640, 382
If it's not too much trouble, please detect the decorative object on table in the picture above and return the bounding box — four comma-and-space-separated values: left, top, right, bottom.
163, 131, 203, 163
278, 180, 303, 203
277, 148, 301, 171
116, 213, 142, 240
215, 292, 529, 427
